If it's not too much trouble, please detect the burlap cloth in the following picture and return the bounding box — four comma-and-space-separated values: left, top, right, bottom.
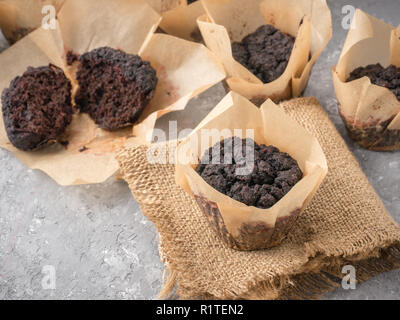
117, 97, 400, 300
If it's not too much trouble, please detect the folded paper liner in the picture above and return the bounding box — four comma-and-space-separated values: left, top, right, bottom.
0, 0, 65, 44
117, 97, 400, 299
154, 0, 206, 41
332, 9, 400, 151
198, 0, 332, 103
175, 92, 327, 250
0, 0, 225, 185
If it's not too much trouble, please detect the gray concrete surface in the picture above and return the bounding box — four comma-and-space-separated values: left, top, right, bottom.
0, 0, 399, 300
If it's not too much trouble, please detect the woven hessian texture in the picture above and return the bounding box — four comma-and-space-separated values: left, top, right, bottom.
117, 97, 400, 300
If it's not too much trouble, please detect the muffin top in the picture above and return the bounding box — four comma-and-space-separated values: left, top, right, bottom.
348, 63, 400, 101
78, 47, 157, 95
196, 137, 303, 209
232, 24, 295, 84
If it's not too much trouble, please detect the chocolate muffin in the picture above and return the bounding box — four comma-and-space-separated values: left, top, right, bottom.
347, 63, 400, 101
232, 25, 295, 84
196, 137, 303, 209
75, 47, 158, 131
187, 0, 198, 3
66, 51, 79, 66
1, 65, 73, 151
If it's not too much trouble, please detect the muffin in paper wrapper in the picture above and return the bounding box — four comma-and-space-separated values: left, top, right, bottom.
197, 0, 332, 104
147, 0, 205, 41
332, 9, 400, 151
0, 0, 225, 185
175, 92, 328, 250
0, 0, 65, 44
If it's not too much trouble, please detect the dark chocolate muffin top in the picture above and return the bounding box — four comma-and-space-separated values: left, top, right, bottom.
75, 47, 158, 131
347, 63, 400, 101
1, 64, 73, 151
232, 24, 295, 84
187, 0, 197, 4
196, 137, 303, 209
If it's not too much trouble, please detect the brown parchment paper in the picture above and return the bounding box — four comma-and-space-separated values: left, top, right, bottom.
145, 0, 182, 13
197, 0, 332, 104
175, 92, 328, 250
332, 9, 400, 151
0, 0, 65, 44
158, 0, 206, 41
0, 0, 225, 186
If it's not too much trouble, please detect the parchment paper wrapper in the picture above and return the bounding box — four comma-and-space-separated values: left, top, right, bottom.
145, 0, 182, 13
175, 92, 328, 250
0, 0, 225, 186
332, 9, 400, 151
0, 0, 65, 44
197, 0, 332, 104
154, 0, 206, 41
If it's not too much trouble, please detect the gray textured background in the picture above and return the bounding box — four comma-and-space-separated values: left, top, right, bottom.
0, 0, 399, 300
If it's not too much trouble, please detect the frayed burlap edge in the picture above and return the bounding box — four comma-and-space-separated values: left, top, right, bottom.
156, 244, 400, 300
